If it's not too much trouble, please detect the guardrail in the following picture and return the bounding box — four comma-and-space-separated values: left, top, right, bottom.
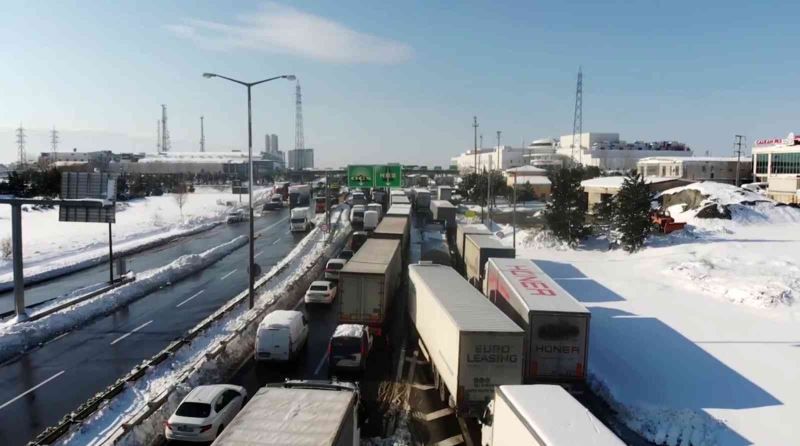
31, 211, 348, 446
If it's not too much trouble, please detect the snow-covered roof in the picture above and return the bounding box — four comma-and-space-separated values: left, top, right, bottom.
333, 324, 365, 338
259, 310, 301, 328
638, 156, 744, 164
659, 181, 771, 205
505, 165, 547, 174
581, 176, 676, 189
516, 176, 552, 185
137, 151, 256, 164
498, 385, 625, 446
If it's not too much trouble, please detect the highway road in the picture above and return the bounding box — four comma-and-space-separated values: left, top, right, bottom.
0, 208, 307, 445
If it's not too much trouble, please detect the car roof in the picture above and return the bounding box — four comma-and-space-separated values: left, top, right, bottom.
327, 258, 347, 265
311, 280, 332, 287
184, 385, 231, 404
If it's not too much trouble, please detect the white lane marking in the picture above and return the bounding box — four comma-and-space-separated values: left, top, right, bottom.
176, 290, 205, 308
254, 250, 263, 258
0, 370, 66, 411
272, 238, 280, 245
313, 351, 330, 377
220, 269, 237, 280
261, 217, 289, 235
48, 332, 70, 344
110, 320, 153, 345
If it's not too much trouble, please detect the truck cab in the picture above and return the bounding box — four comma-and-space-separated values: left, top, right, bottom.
290, 206, 315, 232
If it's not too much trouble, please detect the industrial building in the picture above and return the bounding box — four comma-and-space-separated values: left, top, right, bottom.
451, 146, 529, 174
263, 133, 286, 169
107, 151, 276, 180
505, 165, 551, 198
581, 176, 685, 212
637, 157, 751, 184
557, 132, 693, 171
752, 133, 800, 204
287, 148, 314, 170
37, 150, 116, 170
522, 138, 562, 170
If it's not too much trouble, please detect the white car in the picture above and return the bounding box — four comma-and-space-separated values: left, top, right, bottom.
324, 258, 347, 280
164, 384, 247, 442
226, 209, 246, 224
305, 280, 337, 304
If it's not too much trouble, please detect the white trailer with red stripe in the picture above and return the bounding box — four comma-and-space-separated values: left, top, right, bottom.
483, 258, 590, 389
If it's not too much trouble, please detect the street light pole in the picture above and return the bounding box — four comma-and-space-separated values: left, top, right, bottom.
203, 72, 295, 309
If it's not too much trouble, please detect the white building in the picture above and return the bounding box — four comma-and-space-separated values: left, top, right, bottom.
288, 148, 315, 170
637, 157, 751, 184
451, 146, 528, 174
522, 138, 563, 169
556, 132, 693, 171
752, 133, 800, 204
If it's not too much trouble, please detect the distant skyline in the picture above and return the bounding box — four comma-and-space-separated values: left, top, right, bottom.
3, 1, 800, 167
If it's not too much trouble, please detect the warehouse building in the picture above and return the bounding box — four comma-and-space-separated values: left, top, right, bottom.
637, 157, 752, 184
752, 133, 800, 204
557, 132, 693, 171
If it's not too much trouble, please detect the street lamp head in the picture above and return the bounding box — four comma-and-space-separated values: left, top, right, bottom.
284, 75, 297, 81
202, 73, 217, 79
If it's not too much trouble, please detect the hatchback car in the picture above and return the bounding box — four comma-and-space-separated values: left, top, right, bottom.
226, 209, 245, 224
325, 258, 347, 280
339, 248, 354, 261
304, 280, 337, 304
165, 384, 247, 442
329, 324, 373, 373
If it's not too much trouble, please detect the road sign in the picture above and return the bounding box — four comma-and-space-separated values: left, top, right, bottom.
59, 172, 116, 223
347, 164, 403, 188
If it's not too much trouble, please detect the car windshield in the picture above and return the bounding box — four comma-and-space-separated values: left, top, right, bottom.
328, 262, 343, 270
175, 402, 211, 418
310, 285, 328, 291
332, 337, 361, 356
291, 218, 305, 223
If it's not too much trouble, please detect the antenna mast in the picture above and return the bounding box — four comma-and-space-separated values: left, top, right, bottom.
295, 81, 304, 150
572, 67, 583, 165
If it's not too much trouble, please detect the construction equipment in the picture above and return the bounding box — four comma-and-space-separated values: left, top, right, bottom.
651, 210, 686, 234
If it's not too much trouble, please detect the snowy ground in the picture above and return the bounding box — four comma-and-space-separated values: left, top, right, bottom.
0, 186, 267, 287
462, 200, 545, 214
505, 183, 800, 445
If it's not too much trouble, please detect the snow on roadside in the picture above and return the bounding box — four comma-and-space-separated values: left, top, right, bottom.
0, 235, 248, 362
55, 207, 351, 446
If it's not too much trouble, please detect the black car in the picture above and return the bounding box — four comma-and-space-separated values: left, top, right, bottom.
351, 231, 368, 252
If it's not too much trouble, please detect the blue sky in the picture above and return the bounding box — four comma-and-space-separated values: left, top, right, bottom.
2, 0, 799, 167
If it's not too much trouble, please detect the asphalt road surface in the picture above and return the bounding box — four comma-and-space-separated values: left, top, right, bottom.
0, 208, 308, 445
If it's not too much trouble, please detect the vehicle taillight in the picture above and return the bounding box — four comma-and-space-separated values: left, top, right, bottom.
199, 425, 213, 432
361, 340, 366, 356
164, 421, 172, 430
576, 363, 584, 378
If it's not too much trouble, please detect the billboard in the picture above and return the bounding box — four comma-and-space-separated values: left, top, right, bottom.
347, 164, 402, 188
59, 172, 116, 223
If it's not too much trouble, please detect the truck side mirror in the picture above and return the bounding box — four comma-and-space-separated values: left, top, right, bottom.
480, 405, 493, 426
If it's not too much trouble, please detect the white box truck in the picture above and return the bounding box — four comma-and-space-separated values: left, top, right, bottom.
481, 385, 624, 446
386, 204, 411, 218
414, 188, 431, 212
430, 199, 456, 229
463, 234, 515, 289
484, 258, 590, 387
338, 238, 401, 335
390, 193, 410, 207
212, 380, 360, 446
290, 206, 315, 232
408, 263, 524, 416
437, 185, 452, 201
456, 223, 492, 259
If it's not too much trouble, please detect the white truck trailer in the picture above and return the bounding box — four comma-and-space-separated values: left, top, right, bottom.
481, 385, 624, 446
408, 263, 524, 416
212, 380, 360, 446
456, 223, 492, 259
463, 234, 515, 289
430, 199, 456, 230
338, 238, 401, 335
437, 185, 452, 201
484, 258, 590, 387
413, 188, 431, 212
290, 206, 315, 232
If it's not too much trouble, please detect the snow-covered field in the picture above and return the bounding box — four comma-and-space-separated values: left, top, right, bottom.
509, 182, 800, 445
0, 186, 266, 286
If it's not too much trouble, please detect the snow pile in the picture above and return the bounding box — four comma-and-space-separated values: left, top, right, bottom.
362, 414, 412, 446
0, 236, 248, 362
55, 208, 350, 446
521, 229, 571, 251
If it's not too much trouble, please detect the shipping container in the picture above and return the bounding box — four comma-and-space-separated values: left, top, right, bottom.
338, 238, 402, 334
212, 381, 360, 446
430, 199, 456, 229
484, 258, 590, 386
463, 234, 515, 289
408, 263, 523, 416
372, 215, 409, 250
456, 223, 492, 259
481, 385, 624, 446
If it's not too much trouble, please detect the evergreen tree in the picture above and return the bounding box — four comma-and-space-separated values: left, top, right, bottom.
615, 172, 655, 252
544, 167, 589, 246
593, 194, 618, 246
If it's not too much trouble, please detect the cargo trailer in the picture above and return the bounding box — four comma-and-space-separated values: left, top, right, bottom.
456, 223, 492, 259
371, 215, 410, 254
338, 238, 401, 335
463, 234, 515, 289
408, 263, 524, 416
481, 385, 624, 446
484, 258, 590, 387
414, 188, 431, 212
385, 204, 412, 218
212, 380, 360, 446
430, 199, 456, 230
437, 185, 452, 201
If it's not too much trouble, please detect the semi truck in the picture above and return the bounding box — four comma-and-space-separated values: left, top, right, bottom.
211, 380, 361, 446
290, 206, 315, 232
480, 385, 624, 446
463, 234, 515, 289
413, 188, 431, 212
437, 185, 452, 201
483, 258, 590, 387
430, 199, 456, 230
338, 238, 402, 335
288, 184, 311, 208
371, 215, 409, 248
456, 223, 492, 260
408, 263, 524, 416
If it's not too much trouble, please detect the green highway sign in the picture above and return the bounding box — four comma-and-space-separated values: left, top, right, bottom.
347, 164, 403, 188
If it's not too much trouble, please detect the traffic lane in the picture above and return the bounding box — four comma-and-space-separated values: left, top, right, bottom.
0, 220, 296, 445
0, 209, 290, 314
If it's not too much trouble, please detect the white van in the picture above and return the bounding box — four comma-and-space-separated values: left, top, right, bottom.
363, 210, 379, 231
366, 203, 383, 220
255, 310, 309, 362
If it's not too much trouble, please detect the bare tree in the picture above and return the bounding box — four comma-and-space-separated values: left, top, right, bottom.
0, 238, 11, 260
173, 183, 189, 220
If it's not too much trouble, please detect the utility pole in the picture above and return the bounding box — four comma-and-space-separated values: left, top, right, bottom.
572, 67, 583, 165
479, 134, 483, 170
200, 116, 206, 152
488, 130, 501, 227
157, 120, 161, 152
15, 124, 26, 166
161, 105, 170, 153
473, 116, 479, 174
734, 135, 744, 187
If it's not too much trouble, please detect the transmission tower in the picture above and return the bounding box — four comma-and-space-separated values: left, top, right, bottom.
157, 120, 161, 152
295, 81, 304, 150
572, 67, 583, 164
161, 104, 171, 153
15, 123, 26, 166
200, 116, 206, 152
50, 126, 59, 166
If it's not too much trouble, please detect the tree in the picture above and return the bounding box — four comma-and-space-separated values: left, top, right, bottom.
615, 172, 655, 252
544, 167, 589, 246
173, 182, 190, 219
593, 194, 618, 247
